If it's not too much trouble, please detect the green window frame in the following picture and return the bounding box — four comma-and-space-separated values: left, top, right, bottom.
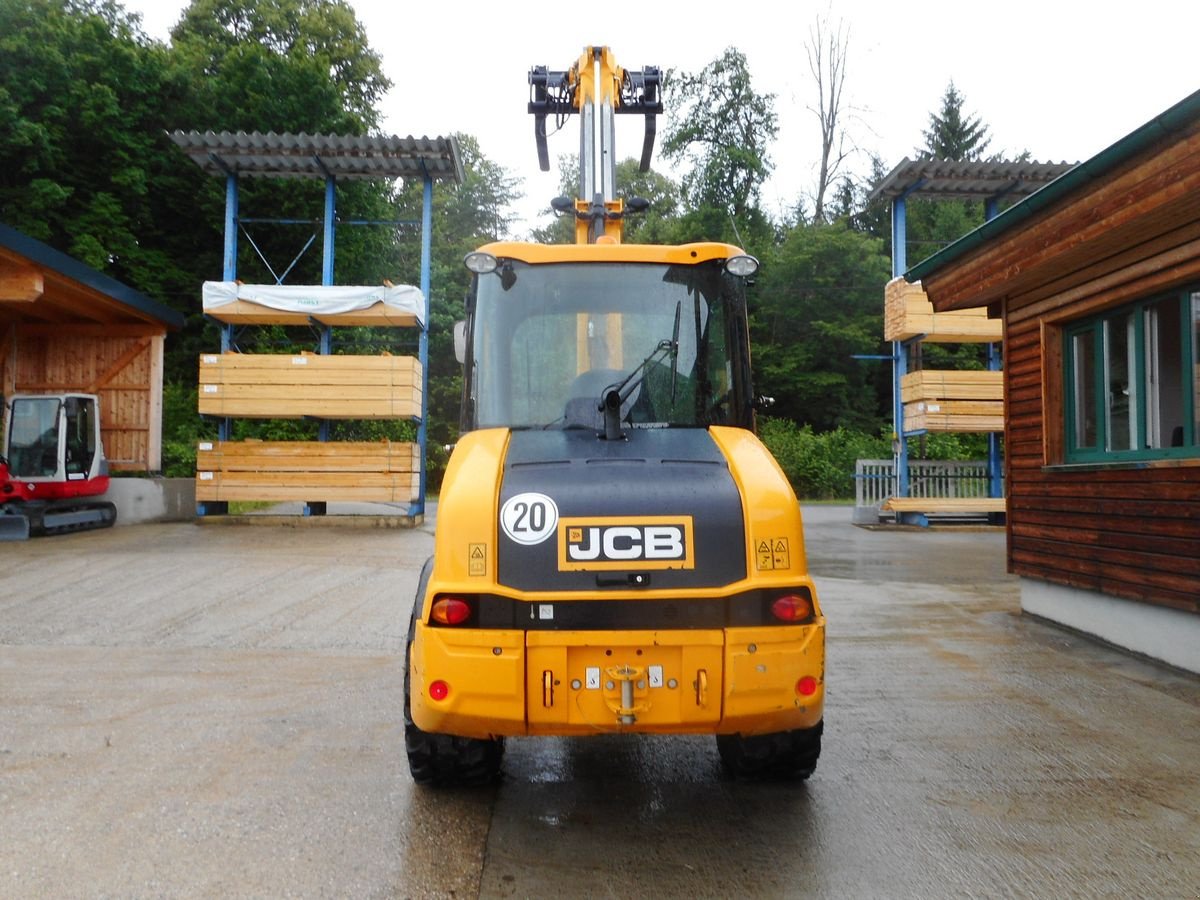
1063, 287, 1200, 463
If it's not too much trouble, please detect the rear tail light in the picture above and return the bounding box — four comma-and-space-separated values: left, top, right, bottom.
770, 593, 813, 622
428, 680, 450, 701
796, 676, 818, 697
431, 596, 473, 626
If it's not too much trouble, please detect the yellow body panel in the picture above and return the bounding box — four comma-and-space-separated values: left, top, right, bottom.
525, 630, 724, 735
426, 428, 509, 592
410, 425, 825, 740
409, 626, 526, 736
723, 625, 825, 734
708, 425, 814, 584
412, 621, 824, 739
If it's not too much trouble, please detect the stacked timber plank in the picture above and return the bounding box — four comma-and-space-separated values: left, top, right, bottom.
198, 352, 421, 419
901, 369, 1003, 432
883, 278, 1005, 518
196, 281, 427, 512
881, 496, 1006, 514
196, 440, 420, 503
884, 277, 1001, 343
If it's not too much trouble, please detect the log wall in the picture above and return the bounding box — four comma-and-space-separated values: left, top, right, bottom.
1005, 278, 1200, 615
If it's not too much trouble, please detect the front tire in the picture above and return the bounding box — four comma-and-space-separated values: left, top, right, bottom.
717, 721, 822, 781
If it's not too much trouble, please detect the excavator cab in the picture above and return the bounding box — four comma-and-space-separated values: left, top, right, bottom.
1, 393, 114, 540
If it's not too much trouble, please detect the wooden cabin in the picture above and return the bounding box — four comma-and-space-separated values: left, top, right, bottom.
0, 223, 184, 472
907, 89, 1200, 674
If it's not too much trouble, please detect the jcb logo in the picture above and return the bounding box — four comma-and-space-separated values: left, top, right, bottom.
558, 517, 694, 571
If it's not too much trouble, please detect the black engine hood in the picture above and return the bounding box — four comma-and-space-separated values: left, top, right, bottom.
496, 428, 747, 592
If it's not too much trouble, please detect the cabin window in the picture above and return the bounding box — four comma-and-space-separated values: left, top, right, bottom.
1063, 288, 1199, 462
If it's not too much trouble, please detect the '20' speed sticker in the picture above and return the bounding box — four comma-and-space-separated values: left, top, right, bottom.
499, 492, 559, 545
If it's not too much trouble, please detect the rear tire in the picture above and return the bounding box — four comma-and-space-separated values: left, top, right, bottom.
403, 637, 504, 787
717, 721, 823, 781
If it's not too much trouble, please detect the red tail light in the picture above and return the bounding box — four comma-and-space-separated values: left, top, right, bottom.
431, 596, 472, 626
429, 680, 450, 701
796, 676, 818, 697
770, 594, 813, 622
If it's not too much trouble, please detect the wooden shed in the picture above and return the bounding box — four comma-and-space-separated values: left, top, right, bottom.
907, 90, 1200, 673
0, 223, 184, 472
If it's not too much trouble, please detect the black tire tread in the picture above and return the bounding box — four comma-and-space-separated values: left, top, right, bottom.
404, 724, 504, 787
717, 721, 823, 781
403, 626, 504, 787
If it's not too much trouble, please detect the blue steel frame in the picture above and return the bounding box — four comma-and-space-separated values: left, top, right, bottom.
201, 167, 433, 520
890, 188, 1004, 525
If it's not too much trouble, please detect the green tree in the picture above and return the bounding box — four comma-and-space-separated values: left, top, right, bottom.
169, 0, 387, 133
616, 159, 682, 244
0, 0, 223, 383
895, 82, 997, 272
919, 81, 991, 161
751, 222, 891, 431
0, 1, 187, 275
165, 0, 397, 295
905, 81, 998, 371
391, 134, 523, 473
661, 48, 777, 247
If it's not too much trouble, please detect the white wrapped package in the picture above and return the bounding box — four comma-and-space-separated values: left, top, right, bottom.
201, 281, 425, 326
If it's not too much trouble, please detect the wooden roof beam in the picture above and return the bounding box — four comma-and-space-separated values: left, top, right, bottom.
0, 262, 44, 302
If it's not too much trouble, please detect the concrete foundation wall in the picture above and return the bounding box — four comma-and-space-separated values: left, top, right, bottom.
101, 478, 195, 525
1022, 578, 1200, 675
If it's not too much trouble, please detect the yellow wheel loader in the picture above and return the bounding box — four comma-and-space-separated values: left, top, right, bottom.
405, 47, 824, 785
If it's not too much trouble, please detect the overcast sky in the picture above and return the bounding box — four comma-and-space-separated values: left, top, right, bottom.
127, 0, 1199, 235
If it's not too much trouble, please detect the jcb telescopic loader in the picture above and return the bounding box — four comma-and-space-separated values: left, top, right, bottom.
0, 393, 116, 540
405, 46, 824, 784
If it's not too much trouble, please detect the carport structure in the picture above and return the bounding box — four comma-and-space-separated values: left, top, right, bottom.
167, 130, 464, 518
0, 222, 184, 472
868, 159, 1074, 523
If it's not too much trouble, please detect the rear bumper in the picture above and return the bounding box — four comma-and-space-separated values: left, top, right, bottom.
409, 621, 825, 738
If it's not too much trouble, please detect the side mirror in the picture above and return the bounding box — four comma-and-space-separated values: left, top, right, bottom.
453, 320, 467, 365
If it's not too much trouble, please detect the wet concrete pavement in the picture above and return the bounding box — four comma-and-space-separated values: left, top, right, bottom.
1, 507, 1198, 897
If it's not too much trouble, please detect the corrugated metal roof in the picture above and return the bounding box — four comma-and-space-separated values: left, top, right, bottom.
168, 131, 465, 185
869, 158, 1077, 202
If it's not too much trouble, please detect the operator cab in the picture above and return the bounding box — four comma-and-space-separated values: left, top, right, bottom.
5, 395, 100, 481
460, 252, 757, 435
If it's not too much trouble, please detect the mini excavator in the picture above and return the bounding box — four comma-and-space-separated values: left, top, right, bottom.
1, 393, 116, 540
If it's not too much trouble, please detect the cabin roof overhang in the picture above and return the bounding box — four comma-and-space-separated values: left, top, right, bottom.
907, 89, 1200, 312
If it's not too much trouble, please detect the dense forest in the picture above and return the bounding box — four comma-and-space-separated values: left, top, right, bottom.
0, 0, 1007, 496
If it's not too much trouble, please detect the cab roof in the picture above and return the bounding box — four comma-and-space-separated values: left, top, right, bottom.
477, 241, 747, 265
